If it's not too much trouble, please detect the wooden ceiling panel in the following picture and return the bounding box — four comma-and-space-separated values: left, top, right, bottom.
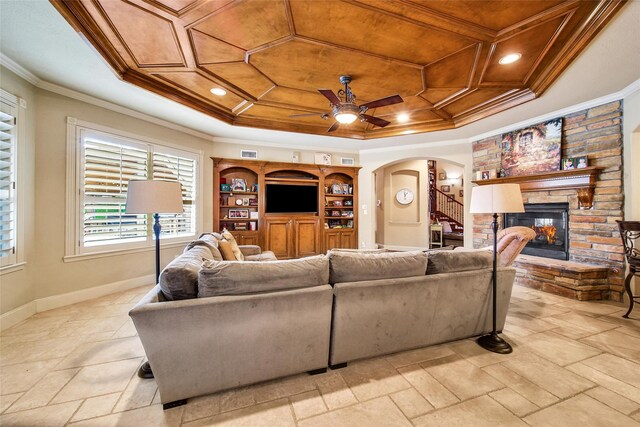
250, 40, 424, 100
259, 87, 331, 111
442, 88, 516, 117
482, 15, 568, 84
201, 63, 275, 99
97, 0, 185, 67
410, 0, 566, 31
53, 0, 625, 139
152, 71, 247, 111
424, 44, 478, 88
190, 29, 245, 64
289, 0, 473, 65
143, 0, 200, 14
192, 0, 290, 50
420, 88, 465, 106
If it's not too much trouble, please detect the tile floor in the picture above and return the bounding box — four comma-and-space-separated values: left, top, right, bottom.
1, 285, 639, 426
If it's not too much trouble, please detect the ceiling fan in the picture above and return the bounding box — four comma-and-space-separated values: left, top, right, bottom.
289, 75, 403, 133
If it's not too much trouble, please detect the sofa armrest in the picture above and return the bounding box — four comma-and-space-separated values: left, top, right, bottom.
129, 284, 333, 404
239, 245, 262, 256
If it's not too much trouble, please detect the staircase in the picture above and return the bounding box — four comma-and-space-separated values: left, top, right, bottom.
430, 188, 464, 232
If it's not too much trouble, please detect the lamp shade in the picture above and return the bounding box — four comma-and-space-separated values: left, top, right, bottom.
469, 183, 524, 214
125, 180, 184, 214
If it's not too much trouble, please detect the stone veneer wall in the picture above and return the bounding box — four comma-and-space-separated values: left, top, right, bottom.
471, 100, 625, 301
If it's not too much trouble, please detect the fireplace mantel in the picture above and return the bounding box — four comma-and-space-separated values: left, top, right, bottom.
472, 166, 603, 209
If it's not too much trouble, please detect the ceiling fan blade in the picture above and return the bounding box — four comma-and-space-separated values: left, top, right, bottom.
361, 94, 404, 110
318, 89, 341, 106
327, 121, 340, 132
362, 114, 391, 128
289, 113, 324, 118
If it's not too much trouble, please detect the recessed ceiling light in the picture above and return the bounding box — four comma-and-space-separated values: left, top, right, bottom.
397, 113, 410, 123
402, 130, 416, 135
210, 88, 227, 96
499, 53, 522, 65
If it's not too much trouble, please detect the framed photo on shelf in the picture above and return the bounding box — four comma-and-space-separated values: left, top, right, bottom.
229, 209, 249, 219
440, 185, 450, 192
333, 200, 343, 207
242, 198, 250, 206
331, 183, 343, 194
230, 178, 246, 192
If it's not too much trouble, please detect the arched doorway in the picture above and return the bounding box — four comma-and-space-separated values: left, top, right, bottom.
373, 158, 465, 250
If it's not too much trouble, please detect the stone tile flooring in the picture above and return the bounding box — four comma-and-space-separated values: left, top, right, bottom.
0, 285, 639, 426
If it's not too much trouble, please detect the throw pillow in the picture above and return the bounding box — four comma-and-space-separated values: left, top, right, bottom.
198, 255, 329, 297
184, 234, 223, 261
326, 250, 428, 284
218, 239, 236, 261
222, 230, 244, 261
159, 245, 214, 300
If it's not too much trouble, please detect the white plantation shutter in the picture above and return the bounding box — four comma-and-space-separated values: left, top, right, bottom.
152, 151, 196, 237
0, 102, 16, 263
75, 126, 199, 254
82, 139, 148, 246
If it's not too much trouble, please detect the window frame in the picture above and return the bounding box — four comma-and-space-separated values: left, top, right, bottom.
65, 118, 203, 261
0, 89, 26, 274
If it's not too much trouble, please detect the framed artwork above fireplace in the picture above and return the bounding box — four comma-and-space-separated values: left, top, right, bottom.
500, 118, 562, 177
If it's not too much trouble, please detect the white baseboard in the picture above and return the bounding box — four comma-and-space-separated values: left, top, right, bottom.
1, 274, 154, 331
0, 301, 36, 331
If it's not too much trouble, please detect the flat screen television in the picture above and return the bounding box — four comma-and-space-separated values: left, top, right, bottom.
266, 184, 318, 213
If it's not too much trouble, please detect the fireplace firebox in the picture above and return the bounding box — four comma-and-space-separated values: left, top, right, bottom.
504, 203, 569, 260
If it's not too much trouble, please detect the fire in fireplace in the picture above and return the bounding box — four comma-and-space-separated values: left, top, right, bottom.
504, 203, 569, 260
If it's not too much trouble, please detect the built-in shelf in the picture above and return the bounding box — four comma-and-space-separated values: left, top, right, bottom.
472, 166, 603, 209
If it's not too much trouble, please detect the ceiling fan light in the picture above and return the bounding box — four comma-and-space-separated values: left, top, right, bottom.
397, 113, 410, 122
335, 112, 358, 124
499, 53, 522, 65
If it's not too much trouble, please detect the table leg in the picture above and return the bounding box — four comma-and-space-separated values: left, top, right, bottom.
623, 271, 634, 319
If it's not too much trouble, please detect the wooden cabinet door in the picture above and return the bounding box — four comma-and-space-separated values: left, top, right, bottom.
239, 233, 260, 246
294, 218, 321, 257
324, 230, 340, 252
339, 230, 356, 249
264, 218, 293, 259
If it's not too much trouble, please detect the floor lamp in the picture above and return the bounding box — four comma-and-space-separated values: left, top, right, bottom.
125, 179, 183, 378
469, 183, 524, 354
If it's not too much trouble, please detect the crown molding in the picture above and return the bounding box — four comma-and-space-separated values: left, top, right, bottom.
0, 53, 41, 86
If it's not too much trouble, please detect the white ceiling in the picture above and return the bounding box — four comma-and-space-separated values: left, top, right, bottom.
1, 0, 639, 151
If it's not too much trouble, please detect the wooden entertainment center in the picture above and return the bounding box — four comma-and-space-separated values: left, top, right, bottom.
213, 158, 360, 259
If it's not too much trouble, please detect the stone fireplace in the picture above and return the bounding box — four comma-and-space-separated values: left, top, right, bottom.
504, 203, 569, 260
471, 100, 625, 301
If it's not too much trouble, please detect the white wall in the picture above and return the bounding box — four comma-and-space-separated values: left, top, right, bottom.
623, 87, 640, 293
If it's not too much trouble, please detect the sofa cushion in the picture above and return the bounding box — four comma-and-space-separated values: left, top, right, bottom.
159, 245, 214, 300
218, 239, 236, 260
244, 251, 278, 262
198, 255, 329, 297
184, 234, 223, 261
327, 250, 428, 284
222, 231, 244, 261
426, 250, 493, 275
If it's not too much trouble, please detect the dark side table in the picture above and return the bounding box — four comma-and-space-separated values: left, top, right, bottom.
617, 221, 640, 318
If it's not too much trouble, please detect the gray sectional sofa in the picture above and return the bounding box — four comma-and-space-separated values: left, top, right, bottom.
130, 242, 516, 408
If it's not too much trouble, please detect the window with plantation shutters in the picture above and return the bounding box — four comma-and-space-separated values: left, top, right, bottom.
82, 139, 148, 247
0, 101, 16, 265
152, 151, 196, 237
73, 125, 200, 255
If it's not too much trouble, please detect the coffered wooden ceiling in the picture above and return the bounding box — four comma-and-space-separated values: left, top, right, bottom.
51, 0, 624, 139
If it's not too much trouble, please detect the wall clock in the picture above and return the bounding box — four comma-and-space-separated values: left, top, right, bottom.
395, 188, 414, 205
